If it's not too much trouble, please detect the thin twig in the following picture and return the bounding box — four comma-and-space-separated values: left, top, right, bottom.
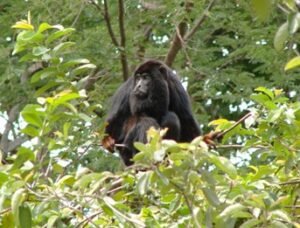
215, 112, 253, 139
216, 144, 264, 149
279, 180, 300, 186
76, 211, 104, 228
0, 208, 10, 215
71, 0, 85, 27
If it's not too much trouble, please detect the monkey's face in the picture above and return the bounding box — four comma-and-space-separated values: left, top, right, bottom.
133, 72, 152, 98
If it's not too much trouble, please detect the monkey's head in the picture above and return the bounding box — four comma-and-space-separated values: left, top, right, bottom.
130, 60, 170, 117
132, 60, 169, 99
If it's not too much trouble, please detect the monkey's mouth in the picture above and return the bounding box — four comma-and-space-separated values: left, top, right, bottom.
134, 90, 147, 98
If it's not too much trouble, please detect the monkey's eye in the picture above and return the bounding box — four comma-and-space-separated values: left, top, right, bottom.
141, 73, 150, 79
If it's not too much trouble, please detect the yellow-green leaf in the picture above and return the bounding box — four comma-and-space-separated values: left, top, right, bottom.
12, 20, 34, 30
284, 56, 300, 71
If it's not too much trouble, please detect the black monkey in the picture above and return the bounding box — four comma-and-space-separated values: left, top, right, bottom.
102, 60, 200, 165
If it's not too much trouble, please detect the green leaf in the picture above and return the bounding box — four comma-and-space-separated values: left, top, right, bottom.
21, 125, 39, 137
240, 219, 262, 228
19, 205, 32, 228
31, 68, 56, 83
251, 0, 272, 22
12, 189, 26, 227
15, 31, 44, 45
137, 171, 152, 195
46, 28, 75, 44
289, 13, 300, 34
56, 175, 75, 187
12, 42, 26, 55
270, 221, 289, 228
53, 41, 75, 53
250, 93, 272, 106
2, 213, 14, 228
72, 63, 96, 76
270, 210, 291, 223
154, 169, 169, 185
255, 87, 274, 99
103, 196, 145, 227
0, 172, 9, 187
209, 154, 237, 179
37, 22, 53, 33
62, 59, 90, 69
11, 147, 35, 170
274, 22, 289, 51
219, 203, 246, 218
202, 187, 220, 207
134, 142, 148, 152
21, 105, 44, 128
19, 53, 38, 62
63, 122, 71, 139
284, 56, 300, 71
32, 46, 50, 56
53, 92, 81, 105
268, 109, 283, 122
74, 173, 102, 189
47, 215, 59, 228
34, 81, 59, 97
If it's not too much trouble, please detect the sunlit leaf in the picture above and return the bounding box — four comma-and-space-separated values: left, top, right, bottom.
12, 20, 34, 30
37, 22, 53, 33
255, 87, 274, 99
285, 56, 300, 71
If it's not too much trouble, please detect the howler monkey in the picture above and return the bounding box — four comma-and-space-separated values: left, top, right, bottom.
102, 60, 200, 165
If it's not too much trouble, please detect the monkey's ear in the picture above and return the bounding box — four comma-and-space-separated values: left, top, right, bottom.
159, 64, 169, 80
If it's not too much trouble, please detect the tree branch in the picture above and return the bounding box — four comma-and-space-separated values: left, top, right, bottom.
118, 0, 129, 80
92, 0, 119, 47
164, 22, 188, 67
90, 0, 129, 81
0, 105, 22, 158
164, 0, 217, 66
183, 0, 217, 41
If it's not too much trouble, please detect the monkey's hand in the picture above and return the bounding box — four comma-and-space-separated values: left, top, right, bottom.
102, 135, 115, 152
203, 131, 222, 148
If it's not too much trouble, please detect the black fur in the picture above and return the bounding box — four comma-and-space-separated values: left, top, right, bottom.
104, 60, 200, 165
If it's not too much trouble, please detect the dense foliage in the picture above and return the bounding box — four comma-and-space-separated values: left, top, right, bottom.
1, 0, 300, 227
